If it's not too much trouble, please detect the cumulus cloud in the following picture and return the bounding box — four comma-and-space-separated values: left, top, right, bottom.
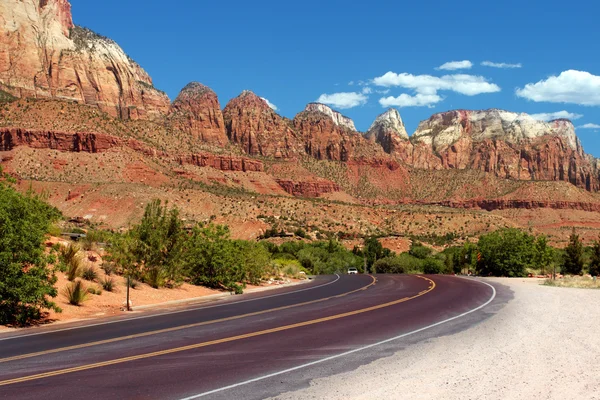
516, 70, 600, 106
373, 72, 500, 95
578, 123, 600, 129
260, 97, 278, 111
316, 92, 368, 109
362, 87, 373, 94
372, 71, 500, 107
379, 93, 443, 108
437, 60, 473, 71
482, 61, 522, 69
529, 111, 583, 121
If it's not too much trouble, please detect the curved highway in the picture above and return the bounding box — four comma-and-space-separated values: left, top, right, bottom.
0, 274, 497, 400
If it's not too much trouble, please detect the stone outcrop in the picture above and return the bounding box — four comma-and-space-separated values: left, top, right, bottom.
169, 82, 228, 145
0, 127, 263, 173
0, 0, 170, 120
223, 91, 300, 158
436, 199, 600, 213
293, 104, 363, 161
276, 179, 340, 198
178, 153, 264, 172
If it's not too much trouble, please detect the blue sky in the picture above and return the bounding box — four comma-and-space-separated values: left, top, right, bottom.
71, 0, 600, 156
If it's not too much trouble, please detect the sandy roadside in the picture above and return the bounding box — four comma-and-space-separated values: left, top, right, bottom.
271, 278, 600, 400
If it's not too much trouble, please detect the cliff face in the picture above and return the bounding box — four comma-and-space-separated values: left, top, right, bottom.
409, 109, 599, 191
0, 0, 170, 120
275, 179, 340, 198
169, 82, 228, 145
223, 91, 300, 158
293, 103, 361, 162
365, 108, 413, 160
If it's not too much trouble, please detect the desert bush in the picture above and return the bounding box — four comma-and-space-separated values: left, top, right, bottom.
63, 280, 89, 306
409, 242, 433, 260
101, 262, 116, 276
61, 243, 83, 281
82, 266, 98, 282
101, 277, 115, 292
373, 257, 405, 274
423, 258, 443, 274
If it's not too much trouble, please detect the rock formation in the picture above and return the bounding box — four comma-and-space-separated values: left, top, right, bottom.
223, 91, 300, 158
276, 179, 340, 198
365, 108, 413, 160
0, 0, 170, 119
169, 83, 228, 145
293, 103, 362, 161
409, 109, 599, 191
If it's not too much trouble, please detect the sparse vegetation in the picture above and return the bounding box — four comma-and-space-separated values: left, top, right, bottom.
101, 277, 115, 292
82, 266, 98, 282
63, 280, 89, 306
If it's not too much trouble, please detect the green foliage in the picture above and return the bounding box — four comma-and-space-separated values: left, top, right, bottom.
589, 237, 600, 277
101, 277, 115, 292
0, 168, 63, 325
373, 257, 405, 274
409, 241, 433, 260
0, 89, 16, 103
82, 266, 98, 282
63, 280, 89, 306
563, 229, 584, 275
477, 229, 536, 277
423, 258, 443, 274
533, 235, 554, 275
358, 237, 392, 272
294, 228, 308, 239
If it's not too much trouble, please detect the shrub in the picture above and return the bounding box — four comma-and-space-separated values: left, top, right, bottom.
63, 280, 89, 306
373, 257, 405, 274
82, 266, 98, 282
409, 242, 433, 260
589, 237, 600, 277
101, 277, 115, 292
101, 262, 116, 276
61, 243, 83, 281
0, 169, 63, 325
563, 229, 584, 275
477, 229, 536, 277
423, 258, 443, 274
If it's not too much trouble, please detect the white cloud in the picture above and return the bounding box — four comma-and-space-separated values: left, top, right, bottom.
316, 92, 368, 109
379, 93, 443, 108
482, 61, 522, 69
376, 89, 390, 95
516, 70, 600, 106
362, 87, 373, 94
348, 81, 355, 86
578, 123, 600, 129
260, 97, 278, 111
373, 72, 500, 95
529, 111, 583, 121
437, 60, 473, 71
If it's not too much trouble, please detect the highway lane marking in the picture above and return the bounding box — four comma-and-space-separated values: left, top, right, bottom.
0, 275, 377, 364
0, 274, 344, 342
180, 277, 497, 400
0, 275, 433, 387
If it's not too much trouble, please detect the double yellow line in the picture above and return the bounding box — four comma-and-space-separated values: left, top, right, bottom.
0, 275, 435, 387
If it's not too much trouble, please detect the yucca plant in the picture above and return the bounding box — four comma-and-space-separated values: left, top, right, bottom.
63, 280, 88, 306
82, 266, 98, 282
101, 277, 115, 292
61, 243, 83, 281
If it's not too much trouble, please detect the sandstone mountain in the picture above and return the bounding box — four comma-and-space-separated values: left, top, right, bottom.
168, 83, 228, 146
0, 0, 170, 120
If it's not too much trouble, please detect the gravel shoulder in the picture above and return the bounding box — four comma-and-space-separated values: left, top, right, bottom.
272, 278, 600, 400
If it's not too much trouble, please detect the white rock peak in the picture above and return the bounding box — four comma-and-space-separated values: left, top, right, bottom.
412, 109, 580, 151
368, 108, 409, 139
305, 103, 357, 131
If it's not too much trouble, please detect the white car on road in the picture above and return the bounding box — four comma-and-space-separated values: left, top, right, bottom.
347, 267, 358, 275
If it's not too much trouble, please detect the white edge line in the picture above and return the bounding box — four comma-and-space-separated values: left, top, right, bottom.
179, 277, 497, 400
0, 274, 341, 342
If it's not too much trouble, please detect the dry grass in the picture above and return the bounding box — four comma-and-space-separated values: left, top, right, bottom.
544, 276, 600, 289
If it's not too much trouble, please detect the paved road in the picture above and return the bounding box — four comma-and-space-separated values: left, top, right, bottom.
0, 274, 498, 400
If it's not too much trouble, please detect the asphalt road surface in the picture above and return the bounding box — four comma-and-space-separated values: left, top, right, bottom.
0, 274, 500, 400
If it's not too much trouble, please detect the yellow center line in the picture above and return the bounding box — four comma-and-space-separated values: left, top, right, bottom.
0, 276, 377, 364
0, 275, 435, 387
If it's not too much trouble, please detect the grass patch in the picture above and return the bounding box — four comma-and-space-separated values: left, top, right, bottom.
63, 280, 89, 306
544, 276, 600, 289
101, 277, 115, 292
82, 266, 98, 282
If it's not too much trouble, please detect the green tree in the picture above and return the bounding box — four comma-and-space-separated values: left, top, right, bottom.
185, 224, 245, 293
533, 235, 555, 275
588, 236, 600, 277
409, 241, 432, 260
0, 167, 63, 324
126, 200, 185, 287
477, 228, 536, 277
373, 257, 405, 274
562, 229, 584, 275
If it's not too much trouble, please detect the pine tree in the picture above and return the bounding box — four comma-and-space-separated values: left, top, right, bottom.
562, 229, 584, 275
589, 236, 600, 277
